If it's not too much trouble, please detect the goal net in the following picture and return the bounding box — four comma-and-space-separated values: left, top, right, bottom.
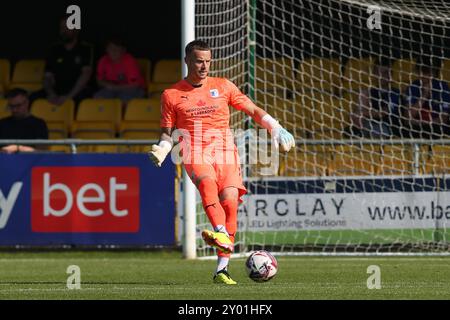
194, 0, 450, 256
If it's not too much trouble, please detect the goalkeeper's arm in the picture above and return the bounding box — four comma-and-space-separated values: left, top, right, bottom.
241, 105, 295, 152
148, 127, 174, 167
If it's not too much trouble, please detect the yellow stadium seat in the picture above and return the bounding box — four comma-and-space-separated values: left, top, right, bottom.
31, 99, 75, 138
92, 145, 119, 153
137, 58, 151, 87
441, 59, 450, 84
120, 122, 160, 138
120, 127, 160, 139
0, 59, 11, 94
71, 122, 116, 139
424, 145, 450, 175
0, 99, 9, 119
255, 57, 297, 95
46, 123, 68, 139
148, 59, 181, 97
72, 99, 121, 140
278, 145, 329, 177
296, 57, 341, 95
49, 145, 71, 153
71, 128, 115, 139
342, 56, 375, 93
75, 98, 122, 128
124, 98, 160, 122
119, 128, 160, 153
391, 58, 418, 91
120, 98, 161, 149
378, 145, 414, 175
287, 99, 310, 138
328, 145, 381, 176
71, 129, 116, 153
300, 92, 350, 138
10, 59, 45, 92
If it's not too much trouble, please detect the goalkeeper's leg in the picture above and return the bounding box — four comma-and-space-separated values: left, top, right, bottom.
211, 183, 240, 285
185, 163, 233, 253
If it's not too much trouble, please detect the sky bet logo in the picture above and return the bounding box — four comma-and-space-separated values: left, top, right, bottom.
31, 167, 140, 232
0, 183, 22, 230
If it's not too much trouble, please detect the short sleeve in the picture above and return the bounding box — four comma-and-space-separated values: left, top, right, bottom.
160, 91, 176, 128
225, 79, 257, 111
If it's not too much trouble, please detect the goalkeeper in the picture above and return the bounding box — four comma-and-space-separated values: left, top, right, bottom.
149, 40, 295, 285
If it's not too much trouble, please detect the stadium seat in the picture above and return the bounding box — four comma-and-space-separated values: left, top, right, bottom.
137, 58, 151, 87
441, 59, 450, 84
0, 59, 11, 95
48, 145, 71, 153
91, 145, 119, 153
278, 145, 329, 177
71, 129, 117, 153
124, 98, 160, 123
296, 57, 342, 95
391, 58, 418, 91
10, 59, 45, 93
148, 59, 181, 97
120, 98, 161, 151
255, 57, 297, 96
0, 99, 9, 119
300, 91, 350, 138
31, 99, 75, 139
378, 145, 414, 175
342, 56, 375, 93
119, 128, 160, 153
423, 145, 450, 175
72, 99, 122, 139
120, 122, 160, 139
328, 145, 380, 176
254, 95, 307, 138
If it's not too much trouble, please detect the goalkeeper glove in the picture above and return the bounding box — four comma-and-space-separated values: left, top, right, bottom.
148, 140, 172, 167
261, 114, 295, 152
272, 126, 296, 152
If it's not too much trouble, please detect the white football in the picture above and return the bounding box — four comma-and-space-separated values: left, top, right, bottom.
245, 250, 278, 282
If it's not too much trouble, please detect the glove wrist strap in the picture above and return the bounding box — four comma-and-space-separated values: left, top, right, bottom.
261, 114, 281, 133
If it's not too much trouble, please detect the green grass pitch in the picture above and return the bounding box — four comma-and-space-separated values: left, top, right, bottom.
0, 251, 449, 299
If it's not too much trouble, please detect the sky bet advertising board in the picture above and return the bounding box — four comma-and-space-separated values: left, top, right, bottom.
0, 154, 175, 246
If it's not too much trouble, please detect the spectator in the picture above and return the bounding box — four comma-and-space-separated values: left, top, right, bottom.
31, 16, 94, 106
345, 58, 401, 138
94, 37, 146, 102
0, 88, 48, 153
403, 59, 450, 139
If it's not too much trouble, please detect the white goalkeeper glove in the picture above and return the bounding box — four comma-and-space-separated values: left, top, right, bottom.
261, 114, 295, 152
272, 126, 296, 152
148, 140, 172, 167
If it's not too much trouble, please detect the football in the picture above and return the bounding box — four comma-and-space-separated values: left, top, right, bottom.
245, 250, 278, 282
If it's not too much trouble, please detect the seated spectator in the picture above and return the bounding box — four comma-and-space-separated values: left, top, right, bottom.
31, 15, 94, 106
94, 37, 145, 102
345, 58, 401, 138
403, 60, 450, 139
0, 88, 48, 153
